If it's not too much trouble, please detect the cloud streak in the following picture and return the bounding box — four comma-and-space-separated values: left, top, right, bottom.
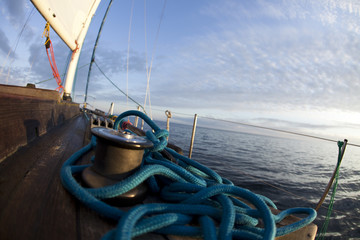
1, 0, 27, 26
1, 0, 360, 141
148, 0, 360, 116
0, 29, 12, 56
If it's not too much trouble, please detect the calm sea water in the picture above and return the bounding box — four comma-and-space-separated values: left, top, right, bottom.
157, 121, 360, 239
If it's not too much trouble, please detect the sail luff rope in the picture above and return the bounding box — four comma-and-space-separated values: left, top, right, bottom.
126, 0, 135, 111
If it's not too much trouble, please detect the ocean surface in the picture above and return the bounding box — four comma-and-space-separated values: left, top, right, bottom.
156, 121, 360, 239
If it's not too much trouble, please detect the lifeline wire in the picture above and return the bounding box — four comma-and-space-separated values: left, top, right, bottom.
61, 110, 317, 240
146, 107, 360, 222
164, 112, 360, 148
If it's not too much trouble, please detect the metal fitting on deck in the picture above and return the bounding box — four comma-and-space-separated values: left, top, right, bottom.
90, 116, 114, 129
82, 127, 153, 206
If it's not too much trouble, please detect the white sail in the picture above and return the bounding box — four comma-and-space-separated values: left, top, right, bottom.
31, 0, 102, 99
31, 0, 101, 51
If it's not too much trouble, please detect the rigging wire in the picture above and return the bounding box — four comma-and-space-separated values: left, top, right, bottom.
28, 42, 43, 74
84, 0, 114, 107
35, 63, 90, 85
143, 0, 167, 119
93, 60, 147, 114
0, 6, 35, 83
143, 0, 149, 115
126, 0, 135, 111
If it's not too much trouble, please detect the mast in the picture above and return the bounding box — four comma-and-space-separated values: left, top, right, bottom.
62, 6, 97, 101
30, 0, 102, 100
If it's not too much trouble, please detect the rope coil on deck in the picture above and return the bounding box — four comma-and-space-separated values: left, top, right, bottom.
60, 110, 316, 240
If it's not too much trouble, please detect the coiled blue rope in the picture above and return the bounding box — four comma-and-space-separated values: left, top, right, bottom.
60, 110, 317, 239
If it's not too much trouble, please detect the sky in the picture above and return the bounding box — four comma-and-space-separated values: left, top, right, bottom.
0, 0, 360, 143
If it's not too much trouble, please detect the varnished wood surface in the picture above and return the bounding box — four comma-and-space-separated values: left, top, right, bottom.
0, 84, 79, 161
273, 209, 317, 240
0, 115, 115, 240
0, 83, 61, 101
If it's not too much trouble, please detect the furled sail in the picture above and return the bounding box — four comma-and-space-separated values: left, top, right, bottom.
31, 0, 101, 51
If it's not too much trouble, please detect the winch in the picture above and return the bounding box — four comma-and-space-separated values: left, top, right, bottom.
82, 127, 153, 205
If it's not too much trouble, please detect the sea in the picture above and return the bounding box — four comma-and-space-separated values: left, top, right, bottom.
155, 120, 360, 239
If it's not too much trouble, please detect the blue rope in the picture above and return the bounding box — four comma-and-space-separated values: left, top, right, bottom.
60, 110, 317, 239
200, 216, 217, 240
84, 112, 90, 121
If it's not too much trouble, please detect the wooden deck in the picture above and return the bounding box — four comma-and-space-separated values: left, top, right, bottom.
0, 84, 79, 161
0, 115, 116, 239
0, 114, 317, 239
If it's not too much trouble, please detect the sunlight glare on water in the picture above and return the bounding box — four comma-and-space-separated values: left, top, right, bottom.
160, 120, 360, 239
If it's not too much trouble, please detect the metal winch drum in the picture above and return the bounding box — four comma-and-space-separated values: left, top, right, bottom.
82, 127, 153, 206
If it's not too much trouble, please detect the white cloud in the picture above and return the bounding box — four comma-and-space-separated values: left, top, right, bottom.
0, 28, 12, 56
1, 0, 360, 141
1, 0, 28, 27
148, 0, 360, 115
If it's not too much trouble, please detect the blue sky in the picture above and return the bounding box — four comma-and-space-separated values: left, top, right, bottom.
1, 0, 360, 143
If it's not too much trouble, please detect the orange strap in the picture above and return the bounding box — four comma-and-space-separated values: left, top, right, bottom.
43, 22, 64, 93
